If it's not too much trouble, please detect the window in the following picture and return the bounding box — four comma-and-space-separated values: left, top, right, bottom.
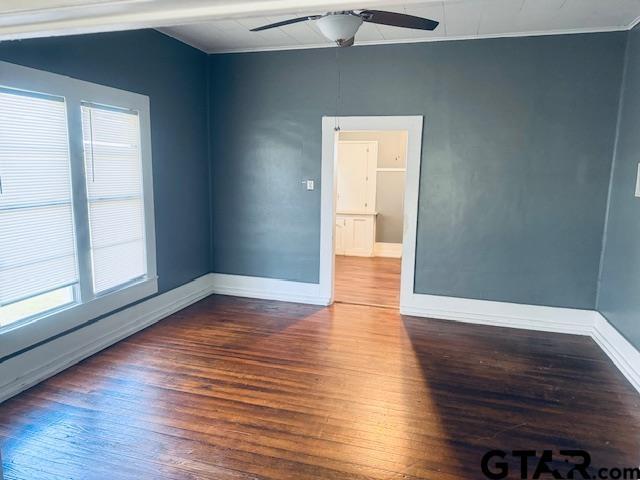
82, 104, 146, 293
0, 89, 79, 324
0, 61, 156, 357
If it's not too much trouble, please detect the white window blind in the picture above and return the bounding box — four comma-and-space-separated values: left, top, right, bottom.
0, 88, 78, 307
81, 104, 146, 294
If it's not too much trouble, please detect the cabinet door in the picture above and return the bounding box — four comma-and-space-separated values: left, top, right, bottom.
353, 217, 374, 256
337, 142, 377, 212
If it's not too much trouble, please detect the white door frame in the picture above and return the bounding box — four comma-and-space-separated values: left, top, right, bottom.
320, 116, 424, 308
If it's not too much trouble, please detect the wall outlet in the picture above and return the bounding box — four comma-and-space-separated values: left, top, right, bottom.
305, 180, 315, 191
636, 163, 640, 198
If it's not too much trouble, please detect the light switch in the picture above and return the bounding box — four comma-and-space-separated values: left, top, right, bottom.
636, 164, 640, 198
305, 180, 315, 191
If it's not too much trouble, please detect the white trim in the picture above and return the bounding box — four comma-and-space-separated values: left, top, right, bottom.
401, 293, 599, 335
208, 273, 330, 306
0, 277, 158, 359
374, 242, 402, 258
401, 294, 640, 394
322, 116, 423, 309
1, 272, 638, 403
377, 167, 406, 172
0, 274, 214, 403
628, 14, 640, 30
203, 25, 630, 54
592, 313, 640, 394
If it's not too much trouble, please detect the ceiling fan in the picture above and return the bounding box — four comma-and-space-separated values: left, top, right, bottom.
250, 10, 439, 47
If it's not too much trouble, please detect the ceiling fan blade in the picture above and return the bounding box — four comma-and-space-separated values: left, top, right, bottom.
360, 10, 439, 31
250, 15, 320, 32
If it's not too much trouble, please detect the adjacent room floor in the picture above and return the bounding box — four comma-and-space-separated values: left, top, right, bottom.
1, 294, 639, 479
334, 255, 401, 308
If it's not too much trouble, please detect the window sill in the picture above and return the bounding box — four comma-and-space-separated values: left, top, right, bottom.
0, 276, 158, 360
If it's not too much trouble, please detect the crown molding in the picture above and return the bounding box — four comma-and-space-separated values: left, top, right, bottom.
628, 13, 640, 30
197, 24, 629, 55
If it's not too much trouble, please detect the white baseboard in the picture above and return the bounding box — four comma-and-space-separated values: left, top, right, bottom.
0, 274, 216, 404
401, 293, 640, 394
592, 313, 640, 394
208, 273, 330, 306
2, 273, 638, 404
0, 272, 329, 404
374, 242, 403, 258
400, 293, 598, 335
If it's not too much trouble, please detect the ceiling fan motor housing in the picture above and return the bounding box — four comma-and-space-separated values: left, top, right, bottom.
316, 12, 363, 45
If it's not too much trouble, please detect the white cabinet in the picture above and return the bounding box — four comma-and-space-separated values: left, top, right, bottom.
337, 141, 377, 213
335, 213, 377, 257
335, 140, 378, 257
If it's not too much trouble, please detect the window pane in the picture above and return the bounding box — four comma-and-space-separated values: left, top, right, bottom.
0, 88, 79, 306
0, 286, 75, 328
81, 104, 146, 294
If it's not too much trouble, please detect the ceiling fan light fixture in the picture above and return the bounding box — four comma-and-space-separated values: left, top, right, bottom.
249, 9, 438, 48
316, 13, 363, 44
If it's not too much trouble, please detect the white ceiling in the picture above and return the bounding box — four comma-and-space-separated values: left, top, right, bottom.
0, 0, 639, 52
0, 1, 432, 40
160, 0, 640, 53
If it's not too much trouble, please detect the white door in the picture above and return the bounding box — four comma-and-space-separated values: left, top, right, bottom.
336, 141, 377, 213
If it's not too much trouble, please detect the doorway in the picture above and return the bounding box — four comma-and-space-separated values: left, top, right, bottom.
333, 132, 407, 308
319, 116, 424, 311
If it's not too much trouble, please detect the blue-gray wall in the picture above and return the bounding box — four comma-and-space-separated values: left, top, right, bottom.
598, 25, 640, 349
0, 28, 635, 328
0, 30, 210, 294
208, 33, 626, 308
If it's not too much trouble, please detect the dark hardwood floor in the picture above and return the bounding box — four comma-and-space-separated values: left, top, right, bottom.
1, 295, 639, 479
335, 255, 401, 308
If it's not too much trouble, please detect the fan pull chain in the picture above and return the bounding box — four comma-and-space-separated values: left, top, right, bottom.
334, 47, 341, 132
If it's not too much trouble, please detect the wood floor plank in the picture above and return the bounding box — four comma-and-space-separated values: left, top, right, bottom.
1, 292, 639, 479
334, 256, 401, 308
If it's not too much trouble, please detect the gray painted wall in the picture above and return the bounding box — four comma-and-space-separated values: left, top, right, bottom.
597, 25, 640, 350
0, 30, 210, 295
209, 33, 626, 308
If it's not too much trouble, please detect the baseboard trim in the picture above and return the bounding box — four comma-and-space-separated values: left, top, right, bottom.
400, 293, 598, 335
2, 274, 638, 403
208, 273, 330, 306
592, 313, 640, 394
374, 242, 403, 258
0, 274, 216, 404
401, 293, 640, 394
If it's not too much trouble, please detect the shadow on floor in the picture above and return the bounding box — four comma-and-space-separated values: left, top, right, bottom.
400, 314, 640, 479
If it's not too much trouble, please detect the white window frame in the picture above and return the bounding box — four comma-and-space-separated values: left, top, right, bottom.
0, 61, 157, 359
